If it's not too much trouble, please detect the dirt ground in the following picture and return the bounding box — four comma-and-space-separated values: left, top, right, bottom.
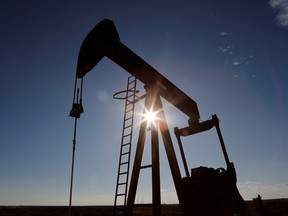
1, 199, 288, 216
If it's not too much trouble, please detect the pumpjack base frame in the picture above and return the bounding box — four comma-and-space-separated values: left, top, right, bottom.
123, 94, 245, 216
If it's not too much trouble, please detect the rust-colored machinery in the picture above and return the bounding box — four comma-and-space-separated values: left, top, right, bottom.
69, 19, 246, 216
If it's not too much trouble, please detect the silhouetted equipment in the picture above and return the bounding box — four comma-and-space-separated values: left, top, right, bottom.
69, 78, 84, 118
75, 19, 200, 125
68, 87, 82, 216
69, 102, 84, 118
175, 115, 245, 215
70, 19, 246, 216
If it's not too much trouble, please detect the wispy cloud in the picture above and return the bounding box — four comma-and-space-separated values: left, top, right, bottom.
219, 31, 228, 36
269, 0, 288, 28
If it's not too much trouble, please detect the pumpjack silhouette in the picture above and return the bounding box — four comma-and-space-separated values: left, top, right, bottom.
70, 19, 246, 216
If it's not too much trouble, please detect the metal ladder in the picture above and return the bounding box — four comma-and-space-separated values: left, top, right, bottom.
113, 76, 138, 215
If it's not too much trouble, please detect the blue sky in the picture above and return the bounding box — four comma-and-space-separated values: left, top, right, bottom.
0, 0, 288, 205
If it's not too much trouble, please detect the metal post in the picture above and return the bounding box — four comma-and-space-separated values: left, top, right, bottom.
68, 117, 77, 216
126, 85, 162, 216
125, 110, 148, 216
151, 106, 161, 216
68, 87, 81, 216
212, 115, 230, 166
156, 97, 183, 204
174, 127, 190, 178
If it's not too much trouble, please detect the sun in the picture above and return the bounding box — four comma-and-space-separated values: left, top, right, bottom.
143, 108, 158, 125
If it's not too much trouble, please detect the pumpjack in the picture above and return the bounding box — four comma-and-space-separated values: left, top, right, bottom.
69, 19, 246, 216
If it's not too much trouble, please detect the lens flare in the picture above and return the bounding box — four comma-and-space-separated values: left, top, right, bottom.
143, 108, 159, 125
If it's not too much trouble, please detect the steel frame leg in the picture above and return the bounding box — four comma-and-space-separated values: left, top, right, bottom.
125, 86, 161, 216
125, 87, 183, 216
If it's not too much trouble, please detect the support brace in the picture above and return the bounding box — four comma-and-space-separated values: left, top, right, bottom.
125, 85, 182, 216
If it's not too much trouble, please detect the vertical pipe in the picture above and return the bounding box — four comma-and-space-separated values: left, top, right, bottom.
72, 74, 78, 104
150, 96, 161, 215
156, 97, 183, 204
68, 117, 77, 216
68, 88, 80, 216
79, 78, 84, 105
174, 127, 190, 178
213, 115, 230, 166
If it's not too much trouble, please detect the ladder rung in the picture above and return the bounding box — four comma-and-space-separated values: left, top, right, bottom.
123, 125, 132, 130
127, 89, 136, 94
125, 116, 133, 121
128, 86, 135, 91
116, 193, 126, 196
122, 142, 131, 146
128, 77, 136, 82
119, 171, 128, 175
117, 182, 127, 186
123, 134, 131, 138
126, 95, 133, 99
128, 79, 136, 83
126, 109, 133, 113
140, 164, 152, 169
120, 161, 129, 165
124, 125, 132, 130
125, 105, 133, 111
127, 92, 134, 97
128, 75, 134, 79
126, 103, 133, 109
126, 99, 136, 105
121, 152, 129, 156
127, 91, 135, 96
126, 98, 135, 103
129, 79, 136, 83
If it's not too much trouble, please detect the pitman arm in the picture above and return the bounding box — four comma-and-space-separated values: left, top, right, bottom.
76, 19, 200, 123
